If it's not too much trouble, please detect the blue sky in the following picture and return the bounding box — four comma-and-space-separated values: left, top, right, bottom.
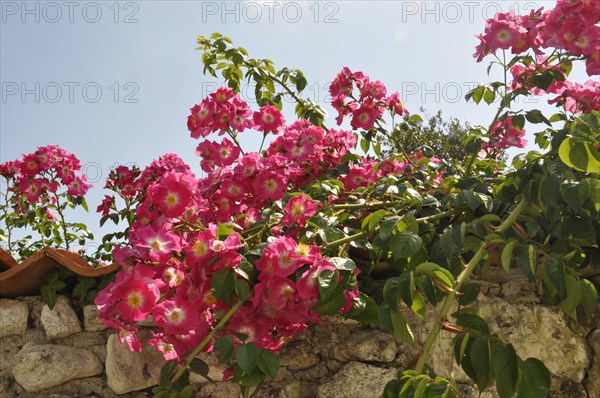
1, 0, 580, 247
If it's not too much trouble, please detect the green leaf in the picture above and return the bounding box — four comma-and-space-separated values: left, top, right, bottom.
414, 377, 428, 398
390, 310, 415, 344
511, 115, 526, 130
397, 272, 414, 307
189, 358, 211, 380
211, 269, 235, 305
560, 180, 590, 211
580, 279, 598, 319
410, 293, 426, 320
542, 257, 566, 299
458, 284, 480, 306
378, 304, 414, 344
483, 88, 496, 105
295, 76, 307, 92
558, 138, 600, 173
456, 312, 490, 336
379, 216, 401, 241
345, 293, 380, 324
540, 174, 560, 206
320, 227, 346, 244
235, 279, 251, 301
383, 277, 399, 311
316, 270, 337, 301
238, 367, 266, 387
312, 291, 346, 315
159, 360, 177, 388
180, 385, 194, 398
560, 216, 597, 247
418, 275, 437, 306
469, 337, 493, 391
217, 222, 235, 239
329, 257, 357, 271
561, 274, 581, 320
516, 245, 537, 281
416, 262, 455, 289
257, 349, 279, 379
390, 232, 422, 260
363, 209, 387, 232
501, 241, 516, 274
492, 343, 519, 398
472, 85, 485, 104
72, 278, 96, 301
360, 137, 370, 154
40, 278, 67, 309
525, 109, 551, 126
237, 343, 259, 373
517, 358, 550, 398
214, 335, 234, 364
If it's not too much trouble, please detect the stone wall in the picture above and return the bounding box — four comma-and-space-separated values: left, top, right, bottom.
0, 271, 598, 398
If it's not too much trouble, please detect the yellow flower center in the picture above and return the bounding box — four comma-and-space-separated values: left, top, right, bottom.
127, 292, 143, 308
165, 193, 179, 207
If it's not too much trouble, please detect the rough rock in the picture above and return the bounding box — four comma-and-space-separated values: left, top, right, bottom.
105, 334, 165, 394
0, 299, 29, 338
56, 330, 108, 348
12, 343, 102, 392
83, 304, 106, 332
279, 340, 320, 370
307, 318, 362, 358
480, 296, 590, 382
195, 382, 240, 398
316, 362, 396, 398
333, 329, 397, 362
282, 380, 319, 398
585, 329, 600, 398
40, 295, 81, 339
427, 295, 591, 384
291, 361, 331, 382
252, 383, 287, 398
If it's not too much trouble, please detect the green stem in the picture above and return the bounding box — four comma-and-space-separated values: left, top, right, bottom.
0, 180, 14, 252
258, 133, 268, 153
52, 191, 70, 251
413, 198, 527, 374
323, 209, 454, 250
416, 210, 454, 224
503, 50, 507, 97
324, 231, 368, 248
171, 299, 246, 384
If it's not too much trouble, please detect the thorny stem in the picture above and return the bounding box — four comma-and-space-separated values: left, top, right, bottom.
0, 179, 15, 252
413, 198, 528, 374
52, 191, 70, 251
323, 210, 455, 249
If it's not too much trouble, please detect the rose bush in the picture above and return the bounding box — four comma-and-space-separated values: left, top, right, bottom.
1, 0, 598, 397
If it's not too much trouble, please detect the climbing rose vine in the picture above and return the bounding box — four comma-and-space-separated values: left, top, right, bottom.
1, 0, 597, 397
95, 1, 598, 396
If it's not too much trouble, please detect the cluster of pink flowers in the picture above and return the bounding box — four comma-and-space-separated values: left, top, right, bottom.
95, 171, 356, 359
225, 238, 358, 354
549, 80, 600, 114
486, 117, 527, 150
187, 90, 357, 224
187, 87, 286, 140
509, 57, 566, 95
96, 86, 365, 363
0, 145, 91, 211
475, 1, 600, 75
329, 67, 409, 129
